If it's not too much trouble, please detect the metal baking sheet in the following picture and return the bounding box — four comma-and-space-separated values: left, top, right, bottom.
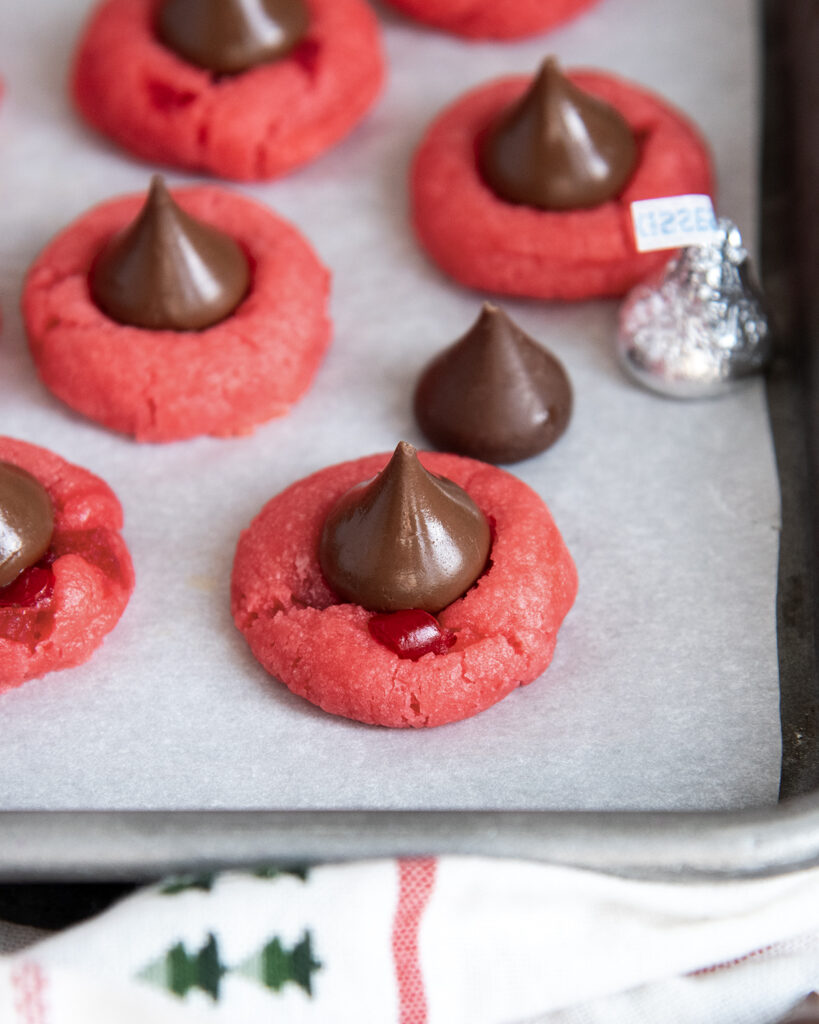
0, 0, 816, 878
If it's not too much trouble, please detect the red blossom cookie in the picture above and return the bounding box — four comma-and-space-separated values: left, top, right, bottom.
411, 70, 714, 300
231, 450, 577, 728
383, 0, 601, 40
71, 0, 384, 180
0, 438, 134, 693
22, 186, 331, 442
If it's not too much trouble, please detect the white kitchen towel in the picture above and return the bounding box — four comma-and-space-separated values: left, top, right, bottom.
2, 858, 819, 1024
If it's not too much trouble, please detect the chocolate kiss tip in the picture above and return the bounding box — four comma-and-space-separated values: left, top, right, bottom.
479, 54, 637, 211
319, 442, 491, 614
141, 175, 175, 219
89, 176, 250, 332
148, 174, 169, 200
394, 440, 417, 458
478, 302, 507, 325
378, 441, 433, 493
537, 55, 560, 79
470, 303, 525, 347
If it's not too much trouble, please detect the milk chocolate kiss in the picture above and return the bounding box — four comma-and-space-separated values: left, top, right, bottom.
157, 0, 309, 75
479, 57, 637, 210
415, 304, 572, 464
0, 462, 54, 589
319, 442, 491, 614
90, 176, 250, 331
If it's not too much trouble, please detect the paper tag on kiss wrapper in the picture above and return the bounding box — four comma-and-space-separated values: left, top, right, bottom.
630, 195, 720, 252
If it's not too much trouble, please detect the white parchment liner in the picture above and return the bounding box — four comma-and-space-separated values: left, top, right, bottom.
0, 0, 779, 810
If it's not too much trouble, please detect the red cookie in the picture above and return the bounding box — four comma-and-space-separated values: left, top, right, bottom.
71, 0, 384, 181
23, 186, 332, 443
383, 0, 601, 40
0, 438, 134, 693
231, 451, 577, 728
411, 71, 714, 300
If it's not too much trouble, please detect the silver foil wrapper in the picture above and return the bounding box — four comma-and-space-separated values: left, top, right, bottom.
617, 219, 771, 398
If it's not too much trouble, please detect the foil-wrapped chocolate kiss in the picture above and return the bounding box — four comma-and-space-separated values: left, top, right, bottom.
617, 219, 771, 398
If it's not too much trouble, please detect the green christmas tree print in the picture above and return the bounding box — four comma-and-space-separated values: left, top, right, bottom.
160, 866, 309, 895
253, 865, 310, 882
159, 873, 216, 896
237, 931, 322, 997
139, 933, 227, 1001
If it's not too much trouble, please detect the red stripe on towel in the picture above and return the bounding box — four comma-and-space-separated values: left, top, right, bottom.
393, 858, 437, 1024
692, 945, 774, 975
11, 962, 48, 1024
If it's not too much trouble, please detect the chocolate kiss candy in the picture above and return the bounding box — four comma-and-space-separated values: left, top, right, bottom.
617, 219, 771, 398
90, 175, 250, 331
319, 441, 491, 614
157, 0, 309, 75
415, 303, 572, 464
479, 57, 637, 210
0, 462, 54, 589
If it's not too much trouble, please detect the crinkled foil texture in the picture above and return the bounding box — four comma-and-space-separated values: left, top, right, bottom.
618, 220, 771, 398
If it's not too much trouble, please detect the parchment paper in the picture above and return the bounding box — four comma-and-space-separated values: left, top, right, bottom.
0, 0, 781, 811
